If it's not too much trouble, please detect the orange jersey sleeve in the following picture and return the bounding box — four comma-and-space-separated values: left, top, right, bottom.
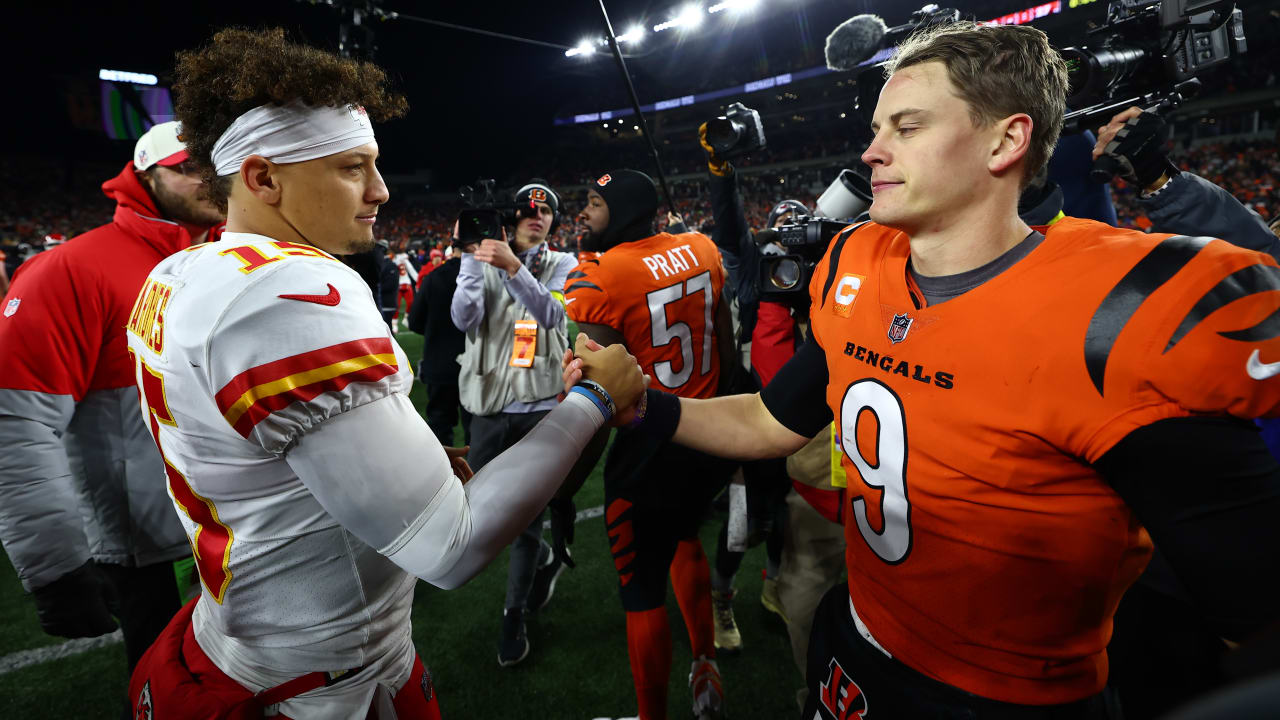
564, 256, 619, 329
566, 232, 725, 399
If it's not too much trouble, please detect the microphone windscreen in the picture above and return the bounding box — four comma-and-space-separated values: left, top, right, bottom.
825, 14, 889, 71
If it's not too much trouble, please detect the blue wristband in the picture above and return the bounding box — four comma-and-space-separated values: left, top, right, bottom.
569, 386, 612, 421
576, 379, 616, 417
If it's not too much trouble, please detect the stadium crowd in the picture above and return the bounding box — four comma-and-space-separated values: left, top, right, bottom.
6, 132, 1277, 277
1110, 137, 1280, 229
3, 18, 1280, 720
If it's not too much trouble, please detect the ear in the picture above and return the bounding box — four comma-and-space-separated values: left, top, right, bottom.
134, 167, 155, 192
989, 113, 1033, 177
240, 155, 282, 205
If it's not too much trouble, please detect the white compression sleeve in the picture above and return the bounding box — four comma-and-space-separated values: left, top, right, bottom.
431, 390, 605, 588
284, 391, 606, 589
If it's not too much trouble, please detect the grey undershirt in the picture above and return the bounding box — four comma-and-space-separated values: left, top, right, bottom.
908, 231, 1045, 307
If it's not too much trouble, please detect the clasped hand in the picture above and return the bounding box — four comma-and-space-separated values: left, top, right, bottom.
561, 333, 648, 426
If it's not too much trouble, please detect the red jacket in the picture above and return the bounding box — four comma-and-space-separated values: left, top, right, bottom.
0, 163, 224, 589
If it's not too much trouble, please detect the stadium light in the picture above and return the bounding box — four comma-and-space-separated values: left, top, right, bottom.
708, 0, 758, 13
617, 25, 646, 44
654, 4, 704, 32
99, 68, 158, 85
565, 39, 597, 57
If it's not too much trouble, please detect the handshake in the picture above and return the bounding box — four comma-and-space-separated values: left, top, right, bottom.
560, 333, 649, 426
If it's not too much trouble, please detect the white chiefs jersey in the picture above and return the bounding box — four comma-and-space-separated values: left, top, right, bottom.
394, 253, 417, 286
125, 231, 418, 697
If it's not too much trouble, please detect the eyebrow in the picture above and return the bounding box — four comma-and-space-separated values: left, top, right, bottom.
340, 150, 379, 162
870, 108, 930, 132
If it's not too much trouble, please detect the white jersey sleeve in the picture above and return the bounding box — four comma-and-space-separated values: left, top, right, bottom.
205, 249, 413, 454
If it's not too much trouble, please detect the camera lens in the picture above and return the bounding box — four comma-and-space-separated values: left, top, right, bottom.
705, 117, 742, 155
770, 258, 801, 290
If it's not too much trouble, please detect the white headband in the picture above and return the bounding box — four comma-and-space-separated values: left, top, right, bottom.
211, 99, 376, 176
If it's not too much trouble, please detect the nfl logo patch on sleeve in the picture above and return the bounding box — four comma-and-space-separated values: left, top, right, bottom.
4, 298, 19, 317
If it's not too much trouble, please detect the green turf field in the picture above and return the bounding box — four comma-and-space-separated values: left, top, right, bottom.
0, 330, 804, 718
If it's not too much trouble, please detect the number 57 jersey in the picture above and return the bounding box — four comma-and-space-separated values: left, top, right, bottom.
807, 218, 1280, 706
124, 232, 417, 679
565, 231, 726, 400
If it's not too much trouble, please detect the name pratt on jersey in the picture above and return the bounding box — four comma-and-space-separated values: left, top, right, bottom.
641, 244, 701, 281
842, 340, 954, 389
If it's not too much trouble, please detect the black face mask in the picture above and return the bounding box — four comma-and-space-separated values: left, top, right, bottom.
589, 169, 660, 251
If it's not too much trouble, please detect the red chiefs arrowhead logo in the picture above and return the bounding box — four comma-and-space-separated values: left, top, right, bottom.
818, 658, 868, 719
596, 174, 612, 187
278, 284, 341, 306
134, 680, 153, 720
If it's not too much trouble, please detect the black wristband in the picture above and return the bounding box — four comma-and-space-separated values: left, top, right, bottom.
634, 388, 680, 443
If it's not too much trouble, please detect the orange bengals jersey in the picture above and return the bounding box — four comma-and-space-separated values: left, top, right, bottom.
807, 217, 1280, 705
565, 232, 726, 400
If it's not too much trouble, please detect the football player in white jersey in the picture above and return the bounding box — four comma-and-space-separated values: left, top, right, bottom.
124, 28, 645, 720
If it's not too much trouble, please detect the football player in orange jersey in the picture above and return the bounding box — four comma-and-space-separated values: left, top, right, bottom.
565, 169, 737, 720
565, 21, 1280, 720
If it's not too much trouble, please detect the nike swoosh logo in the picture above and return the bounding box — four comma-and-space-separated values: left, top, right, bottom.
565, 297, 578, 305
278, 284, 341, 306
1246, 349, 1280, 380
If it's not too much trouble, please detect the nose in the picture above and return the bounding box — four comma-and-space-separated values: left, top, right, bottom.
861, 134, 888, 169
367, 165, 390, 205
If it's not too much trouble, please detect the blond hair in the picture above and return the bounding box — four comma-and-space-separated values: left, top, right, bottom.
886, 22, 1068, 189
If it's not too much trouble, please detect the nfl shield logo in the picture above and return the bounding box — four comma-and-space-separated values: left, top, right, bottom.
888, 313, 913, 344
3, 298, 19, 318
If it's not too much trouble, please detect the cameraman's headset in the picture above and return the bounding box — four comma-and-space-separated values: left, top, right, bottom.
513, 180, 563, 234
766, 199, 809, 229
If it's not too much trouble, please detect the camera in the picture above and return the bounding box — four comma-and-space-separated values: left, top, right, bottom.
1059, 0, 1245, 132
704, 102, 767, 160
454, 179, 541, 248
757, 170, 872, 301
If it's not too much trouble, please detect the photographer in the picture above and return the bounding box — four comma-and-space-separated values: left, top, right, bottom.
696, 124, 798, 654
450, 179, 578, 667
1093, 106, 1279, 259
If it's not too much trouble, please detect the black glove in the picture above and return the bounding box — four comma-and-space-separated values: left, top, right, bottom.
548, 498, 576, 569
31, 560, 118, 638
1102, 112, 1178, 189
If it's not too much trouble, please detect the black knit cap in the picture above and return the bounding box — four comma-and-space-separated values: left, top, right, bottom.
585, 169, 658, 251
514, 179, 560, 215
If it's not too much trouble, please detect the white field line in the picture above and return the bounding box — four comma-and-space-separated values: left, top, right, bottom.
0, 630, 123, 675
0, 504, 607, 676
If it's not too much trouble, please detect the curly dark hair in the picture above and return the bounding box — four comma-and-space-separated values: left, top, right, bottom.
173, 27, 408, 212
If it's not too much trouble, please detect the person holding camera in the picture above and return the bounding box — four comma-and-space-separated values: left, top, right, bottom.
450, 179, 580, 667
566, 169, 736, 720
567, 22, 1280, 719
695, 127, 801, 653
1092, 106, 1278, 259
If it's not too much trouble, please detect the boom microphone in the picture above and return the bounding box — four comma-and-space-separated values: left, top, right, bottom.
825, 14, 889, 71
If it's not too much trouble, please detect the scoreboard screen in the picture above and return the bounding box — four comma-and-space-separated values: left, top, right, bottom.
99, 72, 174, 140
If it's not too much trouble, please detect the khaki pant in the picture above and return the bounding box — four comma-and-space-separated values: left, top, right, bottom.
778, 427, 847, 676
